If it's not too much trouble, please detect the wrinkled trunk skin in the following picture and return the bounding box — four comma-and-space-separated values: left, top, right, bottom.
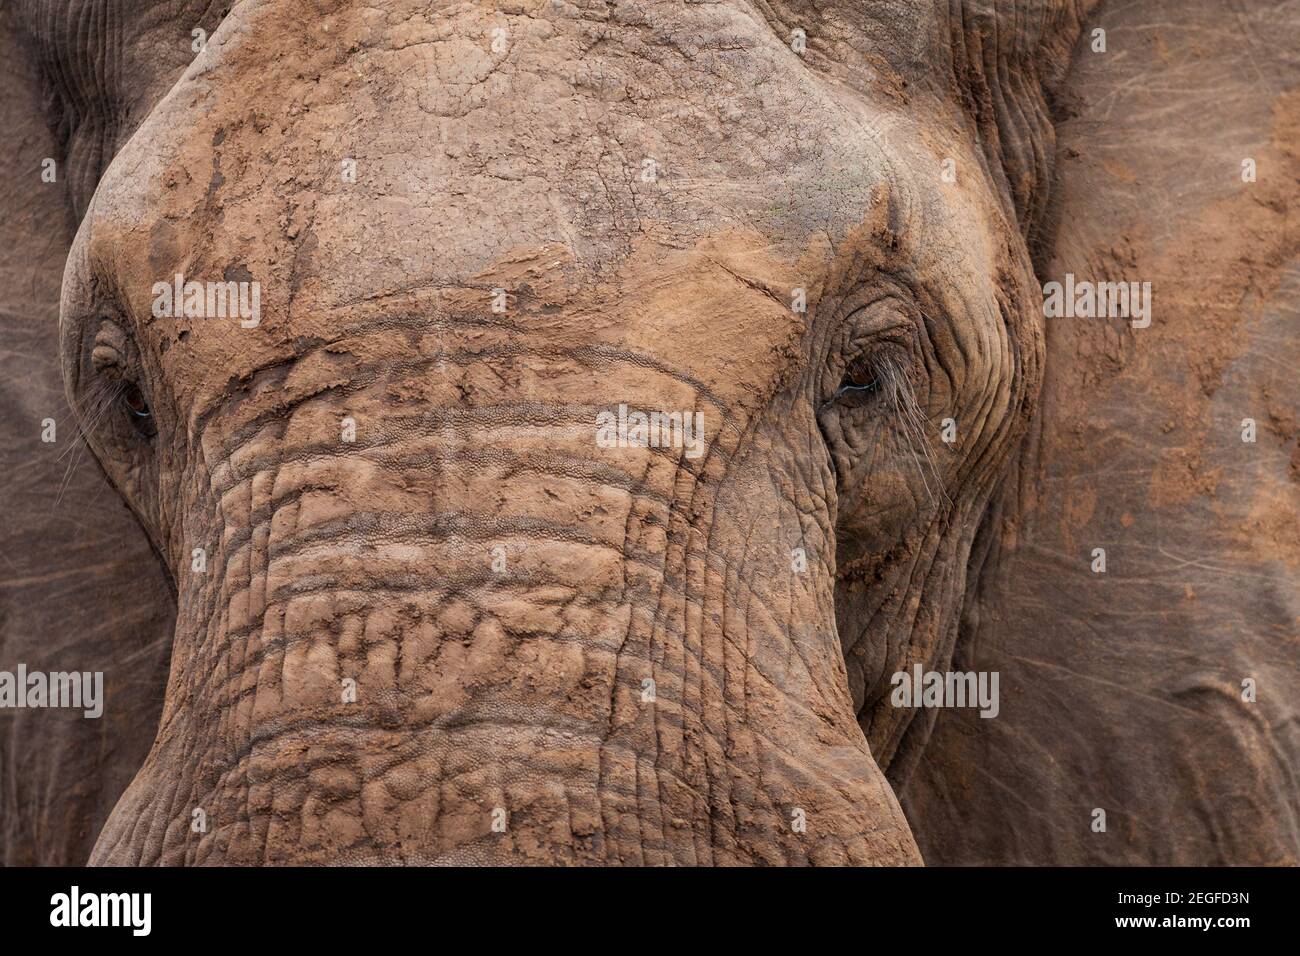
90, 331, 917, 864
68, 0, 944, 865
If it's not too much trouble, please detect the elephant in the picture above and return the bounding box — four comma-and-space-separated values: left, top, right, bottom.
0, 0, 1296, 866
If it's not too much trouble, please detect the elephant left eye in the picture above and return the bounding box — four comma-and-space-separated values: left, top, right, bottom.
122, 383, 150, 417
120, 382, 156, 438
835, 360, 883, 399
832, 354, 892, 405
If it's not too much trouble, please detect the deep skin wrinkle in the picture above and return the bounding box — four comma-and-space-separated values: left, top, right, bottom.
14, 0, 1099, 863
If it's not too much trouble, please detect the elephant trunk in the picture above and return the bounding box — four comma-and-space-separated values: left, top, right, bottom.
91, 341, 918, 865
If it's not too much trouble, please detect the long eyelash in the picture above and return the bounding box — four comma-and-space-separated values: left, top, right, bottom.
54, 377, 124, 509
876, 355, 949, 510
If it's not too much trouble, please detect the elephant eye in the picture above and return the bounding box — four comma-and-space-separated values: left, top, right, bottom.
120, 381, 156, 438
89, 319, 155, 438
839, 362, 881, 395
122, 383, 150, 417
833, 356, 887, 403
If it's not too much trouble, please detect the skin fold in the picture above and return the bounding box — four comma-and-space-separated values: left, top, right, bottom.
0, 0, 1296, 865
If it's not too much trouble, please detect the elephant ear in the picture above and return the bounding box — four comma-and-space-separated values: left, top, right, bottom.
939, 0, 1099, 239
902, 0, 1300, 863
0, 8, 173, 865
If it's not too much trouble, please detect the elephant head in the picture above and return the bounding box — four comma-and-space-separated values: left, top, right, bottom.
3, 0, 1297, 866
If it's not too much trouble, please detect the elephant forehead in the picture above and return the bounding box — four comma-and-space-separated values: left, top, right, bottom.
79, 3, 944, 379
79, 0, 1014, 428
94, 0, 906, 283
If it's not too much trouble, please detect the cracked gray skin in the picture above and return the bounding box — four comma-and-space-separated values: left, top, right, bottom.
2, 0, 1298, 865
